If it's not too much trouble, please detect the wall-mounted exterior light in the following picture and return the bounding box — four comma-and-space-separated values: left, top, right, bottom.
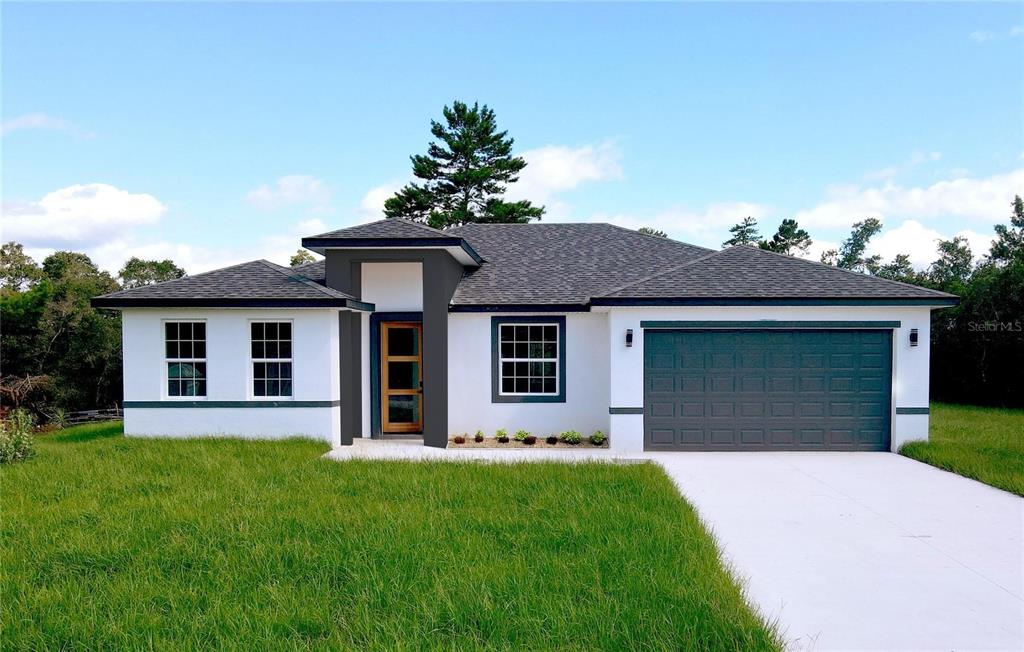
909, 328, 919, 347
626, 329, 634, 347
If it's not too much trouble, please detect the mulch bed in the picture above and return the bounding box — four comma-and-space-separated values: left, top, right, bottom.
448, 437, 609, 449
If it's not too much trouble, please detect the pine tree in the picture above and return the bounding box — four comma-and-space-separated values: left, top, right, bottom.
820, 218, 883, 272
722, 217, 761, 247
638, 227, 667, 238
990, 194, 1024, 264
759, 219, 812, 255
384, 101, 544, 229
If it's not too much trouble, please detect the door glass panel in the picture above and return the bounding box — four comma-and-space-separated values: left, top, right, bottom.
388, 361, 419, 390
388, 395, 420, 424
387, 327, 418, 356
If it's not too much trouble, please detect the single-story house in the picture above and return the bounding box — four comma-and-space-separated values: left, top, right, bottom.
92, 218, 957, 452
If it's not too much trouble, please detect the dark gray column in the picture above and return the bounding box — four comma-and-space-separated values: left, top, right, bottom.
329, 255, 362, 445
420, 251, 463, 447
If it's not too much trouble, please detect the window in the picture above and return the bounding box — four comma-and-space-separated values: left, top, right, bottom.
251, 322, 292, 397
165, 321, 206, 397
491, 316, 566, 403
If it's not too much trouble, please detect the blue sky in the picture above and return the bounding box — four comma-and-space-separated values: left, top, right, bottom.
3, 2, 1022, 273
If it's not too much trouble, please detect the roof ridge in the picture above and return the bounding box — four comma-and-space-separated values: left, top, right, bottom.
602, 222, 716, 253
388, 217, 451, 236
593, 248, 728, 298
256, 260, 351, 300
746, 245, 958, 298
106, 258, 265, 296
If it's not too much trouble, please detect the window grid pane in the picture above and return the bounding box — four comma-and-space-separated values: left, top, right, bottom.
498, 323, 558, 395
165, 322, 207, 397
251, 322, 292, 397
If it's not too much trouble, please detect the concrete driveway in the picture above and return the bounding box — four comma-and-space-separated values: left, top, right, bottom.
655, 452, 1024, 651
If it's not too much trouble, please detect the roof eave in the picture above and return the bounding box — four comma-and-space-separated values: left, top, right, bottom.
91, 297, 376, 311
300, 237, 483, 266
589, 297, 960, 307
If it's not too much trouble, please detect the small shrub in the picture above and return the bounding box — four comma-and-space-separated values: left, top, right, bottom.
590, 430, 607, 446
474, 430, 484, 443
0, 409, 36, 465
453, 435, 466, 445
546, 435, 558, 445
524, 435, 537, 445
514, 429, 530, 441
560, 430, 582, 445
47, 407, 69, 429
496, 429, 510, 443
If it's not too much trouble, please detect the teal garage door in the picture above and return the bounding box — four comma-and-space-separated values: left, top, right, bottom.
644, 329, 892, 451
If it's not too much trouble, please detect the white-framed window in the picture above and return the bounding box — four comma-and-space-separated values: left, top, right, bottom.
165, 321, 207, 397
251, 321, 293, 398
498, 322, 560, 396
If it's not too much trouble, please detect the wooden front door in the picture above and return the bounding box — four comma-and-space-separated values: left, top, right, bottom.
381, 322, 423, 434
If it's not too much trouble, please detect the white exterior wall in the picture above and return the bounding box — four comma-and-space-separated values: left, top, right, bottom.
121, 308, 341, 445
606, 305, 933, 453
447, 312, 610, 437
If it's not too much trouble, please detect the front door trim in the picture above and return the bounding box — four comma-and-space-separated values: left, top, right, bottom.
369, 311, 423, 437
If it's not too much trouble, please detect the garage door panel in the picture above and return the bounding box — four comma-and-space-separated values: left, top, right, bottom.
644, 329, 892, 451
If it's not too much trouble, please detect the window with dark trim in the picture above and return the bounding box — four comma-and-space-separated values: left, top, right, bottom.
491, 315, 566, 403
165, 321, 206, 397
251, 322, 292, 397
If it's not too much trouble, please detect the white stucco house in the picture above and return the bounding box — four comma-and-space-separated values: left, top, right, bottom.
93, 218, 957, 452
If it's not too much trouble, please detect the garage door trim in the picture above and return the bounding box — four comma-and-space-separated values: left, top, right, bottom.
641, 320, 901, 329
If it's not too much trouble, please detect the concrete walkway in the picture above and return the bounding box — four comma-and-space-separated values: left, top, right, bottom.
325, 442, 1024, 651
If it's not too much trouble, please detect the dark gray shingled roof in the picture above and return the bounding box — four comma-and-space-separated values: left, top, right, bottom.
447, 223, 715, 306
92, 259, 372, 309
593, 244, 957, 304
305, 217, 451, 241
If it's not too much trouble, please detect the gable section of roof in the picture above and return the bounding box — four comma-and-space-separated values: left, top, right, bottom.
92, 259, 372, 309
306, 217, 451, 241
595, 244, 957, 304
302, 218, 483, 265
446, 222, 714, 306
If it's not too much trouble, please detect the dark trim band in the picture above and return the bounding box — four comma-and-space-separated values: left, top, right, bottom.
640, 320, 902, 329
124, 400, 341, 408
593, 297, 958, 307
92, 297, 375, 311
609, 407, 644, 415
451, 303, 590, 313
301, 237, 483, 265
895, 407, 930, 415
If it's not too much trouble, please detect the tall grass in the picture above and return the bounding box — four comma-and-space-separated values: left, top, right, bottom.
900, 403, 1024, 496
1, 422, 779, 650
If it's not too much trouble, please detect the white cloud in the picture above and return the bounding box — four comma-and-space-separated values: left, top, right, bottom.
358, 182, 402, 221
863, 151, 941, 182
1009, 26, 1023, 37
0, 113, 92, 138
595, 201, 771, 248
793, 168, 1024, 228
246, 175, 332, 211
506, 142, 622, 203
867, 220, 994, 268
1, 183, 166, 247
969, 30, 996, 42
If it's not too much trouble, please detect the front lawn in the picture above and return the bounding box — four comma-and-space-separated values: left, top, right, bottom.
900, 403, 1024, 497
1, 423, 779, 650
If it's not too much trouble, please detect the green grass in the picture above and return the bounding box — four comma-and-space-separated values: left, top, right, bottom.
900, 403, 1024, 497
1, 423, 779, 651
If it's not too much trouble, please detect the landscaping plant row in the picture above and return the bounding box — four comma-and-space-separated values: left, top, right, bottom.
451, 429, 608, 447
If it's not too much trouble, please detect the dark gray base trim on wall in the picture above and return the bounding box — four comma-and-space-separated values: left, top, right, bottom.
641, 320, 902, 329
895, 407, 930, 415
609, 407, 644, 415
124, 400, 341, 408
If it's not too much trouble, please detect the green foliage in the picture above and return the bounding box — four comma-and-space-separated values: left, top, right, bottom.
821, 218, 883, 272
514, 429, 530, 441
559, 430, 582, 445
589, 430, 607, 446
0, 423, 780, 649
474, 429, 485, 442
46, 407, 69, 429
384, 101, 545, 229
722, 216, 760, 247
0, 242, 42, 291
900, 403, 1024, 496
290, 249, 317, 267
118, 257, 185, 289
990, 194, 1024, 264
0, 409, 36, 464
638, 227, 668, 238
759, 219, 812, 255
874, 254, 924, 285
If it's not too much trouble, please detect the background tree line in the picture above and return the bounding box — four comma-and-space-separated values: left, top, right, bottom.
0, 248, 183, 415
